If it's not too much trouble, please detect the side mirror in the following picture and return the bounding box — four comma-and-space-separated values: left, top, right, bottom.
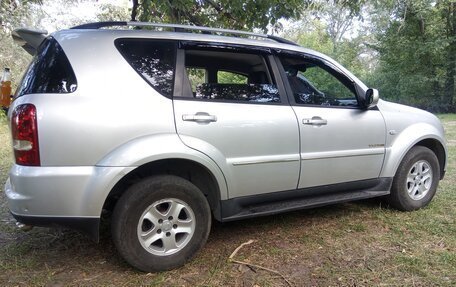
364, 88, 379, 109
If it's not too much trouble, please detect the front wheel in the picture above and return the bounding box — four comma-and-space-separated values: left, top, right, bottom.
388, 146, 440, 211
111, 175, 211, 272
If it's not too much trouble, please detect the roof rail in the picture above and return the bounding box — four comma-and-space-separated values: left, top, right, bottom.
71, 21, 299, 46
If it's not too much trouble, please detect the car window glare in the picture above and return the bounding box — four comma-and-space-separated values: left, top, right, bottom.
115, 39, 176, 98
182, 49, 280, 103
195, 83, 280, 102
280, 56, 358, 107
15, 37, 77, 97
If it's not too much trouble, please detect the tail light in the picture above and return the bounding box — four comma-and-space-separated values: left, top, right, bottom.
11, 104, 40, 166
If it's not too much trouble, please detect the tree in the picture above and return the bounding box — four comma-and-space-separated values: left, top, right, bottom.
130, 0, 364, 33
370, 0, 455, 112
0, 1, 43, 87
442, 1, 455, 109
282, 1, 371, 80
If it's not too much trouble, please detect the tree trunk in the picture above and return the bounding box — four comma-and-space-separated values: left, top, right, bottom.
131, 0, 138, 21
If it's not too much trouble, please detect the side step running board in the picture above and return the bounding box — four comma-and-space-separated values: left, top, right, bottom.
221, 178, 392, 221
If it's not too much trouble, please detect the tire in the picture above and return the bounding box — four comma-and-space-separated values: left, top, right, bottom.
111, 175, 211, 272
388, 146, 440, 211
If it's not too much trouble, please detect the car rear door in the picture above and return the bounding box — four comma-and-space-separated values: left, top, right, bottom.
173, 43, 300, 198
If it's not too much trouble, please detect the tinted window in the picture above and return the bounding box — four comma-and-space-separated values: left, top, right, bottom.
116, 39, 176, 98
181, 49, 280, 103
196, 83, 279, 102
279, 55, 358, 107
217, 71, 247, 84
16, 37, 77, 97
187, 67, 206, 93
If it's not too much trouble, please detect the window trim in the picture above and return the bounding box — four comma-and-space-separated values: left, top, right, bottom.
274, 51, 363, 109
173, 42, 289, 106
174, 48, 186, 99
179, 41, 272, 54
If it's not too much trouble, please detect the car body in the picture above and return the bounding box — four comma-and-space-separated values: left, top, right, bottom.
5, 22, 447, 271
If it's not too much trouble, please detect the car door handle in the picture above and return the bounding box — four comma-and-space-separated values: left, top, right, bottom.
302, 117, 327, 126
182, 112, 217, 123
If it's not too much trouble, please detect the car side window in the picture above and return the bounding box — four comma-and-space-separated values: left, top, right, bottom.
180, 49, 280, 103
16, 37, 77, 97
187, 67, 206, 93
217, 71, 248, 84
279, 55, 358, 107
115, 39, 176, 98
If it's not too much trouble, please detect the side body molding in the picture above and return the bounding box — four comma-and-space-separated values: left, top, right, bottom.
380, 123, 447, 178
95, 133, 229, 200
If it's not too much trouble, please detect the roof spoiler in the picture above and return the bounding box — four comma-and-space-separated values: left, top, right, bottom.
12, 28, 48, 55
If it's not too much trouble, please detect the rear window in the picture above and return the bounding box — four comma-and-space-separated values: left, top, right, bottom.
16, 37, 77, 97
115, 39, 176, 98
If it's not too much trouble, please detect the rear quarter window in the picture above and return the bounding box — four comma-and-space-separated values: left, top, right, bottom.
16, 37, 77, 97
115, 39, 177, 98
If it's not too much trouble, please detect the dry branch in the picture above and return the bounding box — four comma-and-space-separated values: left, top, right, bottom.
228, 239, 293, 287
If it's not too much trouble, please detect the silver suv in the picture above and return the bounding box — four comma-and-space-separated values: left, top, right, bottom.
6, 21, 447, 272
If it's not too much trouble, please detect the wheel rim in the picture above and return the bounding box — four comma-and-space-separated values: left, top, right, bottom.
406, 160, 433, 201
137, 198, 196, 256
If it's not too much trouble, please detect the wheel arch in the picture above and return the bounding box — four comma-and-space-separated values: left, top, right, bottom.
381, 129, 447, 180
414, 138, 446, 179
103, 158, 224, 221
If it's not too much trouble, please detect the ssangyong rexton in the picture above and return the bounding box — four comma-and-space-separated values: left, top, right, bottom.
6, 22, 447, 271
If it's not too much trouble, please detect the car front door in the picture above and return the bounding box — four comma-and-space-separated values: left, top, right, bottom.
277, 53, 386, 189
173, 45, 300, 198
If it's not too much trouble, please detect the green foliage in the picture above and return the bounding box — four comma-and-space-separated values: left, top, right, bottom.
133, 0, 306, 32
283, 0, 455, 112
187, 67, 205, 92
186, 68, 248, 92
283, 2, 373, 86
0, 1, 42, 89
217, 71, 247, 84
132, 0, 363, 33
303, 66, 354, 99
368, 0, 456, 112
0, 110, 7, 122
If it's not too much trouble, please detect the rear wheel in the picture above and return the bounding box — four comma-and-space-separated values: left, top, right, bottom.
112, 175, 211, 272
388, 146, 440, 211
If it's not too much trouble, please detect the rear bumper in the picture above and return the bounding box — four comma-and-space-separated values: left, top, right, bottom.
5, 164, 134, 240
11, 212, 100, 241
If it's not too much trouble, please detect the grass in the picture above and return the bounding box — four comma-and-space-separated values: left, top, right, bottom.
0, 112, 455, 286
